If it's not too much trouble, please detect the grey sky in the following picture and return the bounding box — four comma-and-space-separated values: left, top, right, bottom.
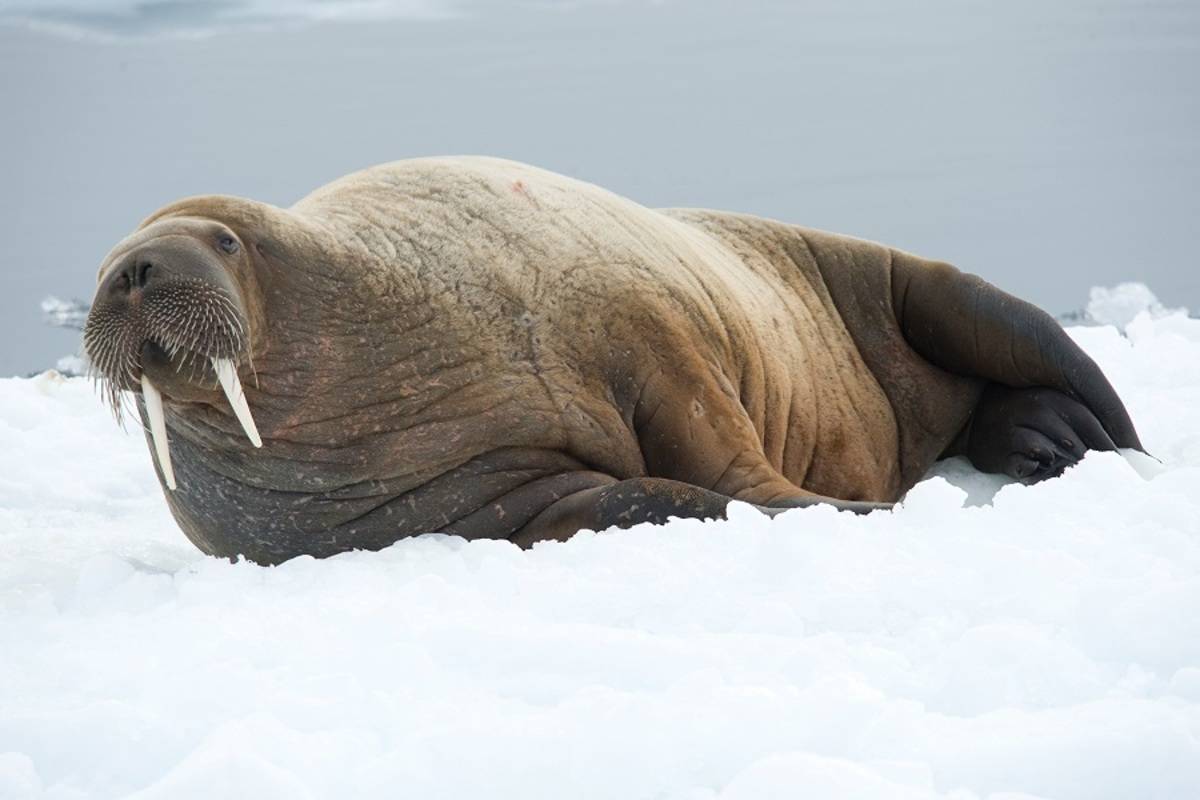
3, 0, 1198, 376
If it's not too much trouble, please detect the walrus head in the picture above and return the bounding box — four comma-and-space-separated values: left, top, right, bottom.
84, 211, 266, 489
81, 186, 519, 564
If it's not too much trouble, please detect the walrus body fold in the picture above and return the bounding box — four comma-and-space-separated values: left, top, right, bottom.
84, 157, 1142, 563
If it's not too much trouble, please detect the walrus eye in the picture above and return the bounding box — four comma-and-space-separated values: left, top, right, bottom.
218, 236, 240, 255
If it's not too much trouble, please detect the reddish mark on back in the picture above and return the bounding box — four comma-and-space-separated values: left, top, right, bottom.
511, 179, 539, 207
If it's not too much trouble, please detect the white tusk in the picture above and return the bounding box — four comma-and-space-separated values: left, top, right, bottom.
212, 358, 262, 448
141, 375, 177, 490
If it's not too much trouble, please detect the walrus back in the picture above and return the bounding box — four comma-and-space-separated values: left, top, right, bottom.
290, 157, 926, 499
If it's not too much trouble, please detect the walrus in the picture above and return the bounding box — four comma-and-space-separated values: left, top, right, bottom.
83, 157, 1143, 564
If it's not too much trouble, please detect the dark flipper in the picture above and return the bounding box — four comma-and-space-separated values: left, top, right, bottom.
889, 251, 1144, 451
510, 477, 888, 548
962, 384, 1118, 483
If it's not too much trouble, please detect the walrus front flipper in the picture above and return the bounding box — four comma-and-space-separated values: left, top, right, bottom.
510, 477, 886, 548
889, 251, 1144, 452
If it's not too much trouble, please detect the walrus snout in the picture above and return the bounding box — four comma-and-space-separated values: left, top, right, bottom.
84, 227, 263, 489
98, 234, 240, 300
86, 235, 251, 391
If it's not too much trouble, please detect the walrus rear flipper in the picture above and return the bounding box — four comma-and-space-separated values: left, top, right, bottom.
889, 251, 1144, 452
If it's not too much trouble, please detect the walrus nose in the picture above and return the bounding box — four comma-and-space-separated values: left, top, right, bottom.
125, 259, 155, 291
102, 255, 158, 297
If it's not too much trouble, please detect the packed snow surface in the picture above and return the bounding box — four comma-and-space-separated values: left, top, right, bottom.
2, 285, 1199, 799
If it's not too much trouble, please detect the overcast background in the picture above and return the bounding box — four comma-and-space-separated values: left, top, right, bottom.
2, 0, 1197, 376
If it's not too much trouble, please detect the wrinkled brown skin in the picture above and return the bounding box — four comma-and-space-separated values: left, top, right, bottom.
91, 157, 1141, 563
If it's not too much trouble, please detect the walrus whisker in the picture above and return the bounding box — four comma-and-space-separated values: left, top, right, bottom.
84, 279, 249, 437
119, 389, 140, 432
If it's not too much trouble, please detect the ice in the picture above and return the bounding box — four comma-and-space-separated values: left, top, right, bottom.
2, 292, 1199, 799
1085, 282, 1183, 331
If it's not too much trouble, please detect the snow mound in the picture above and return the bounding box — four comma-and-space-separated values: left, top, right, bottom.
2, 298, 1199, 799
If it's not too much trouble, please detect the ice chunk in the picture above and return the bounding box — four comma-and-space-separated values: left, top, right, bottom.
1085, 282, 1184, 330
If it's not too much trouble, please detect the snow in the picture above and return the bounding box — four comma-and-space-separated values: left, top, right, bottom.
2, 284, 1199, 799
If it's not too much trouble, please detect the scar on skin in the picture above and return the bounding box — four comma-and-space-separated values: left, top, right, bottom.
511, 180, 539, 207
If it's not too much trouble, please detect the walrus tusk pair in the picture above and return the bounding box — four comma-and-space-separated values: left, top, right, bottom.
141, 358, 262, 491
